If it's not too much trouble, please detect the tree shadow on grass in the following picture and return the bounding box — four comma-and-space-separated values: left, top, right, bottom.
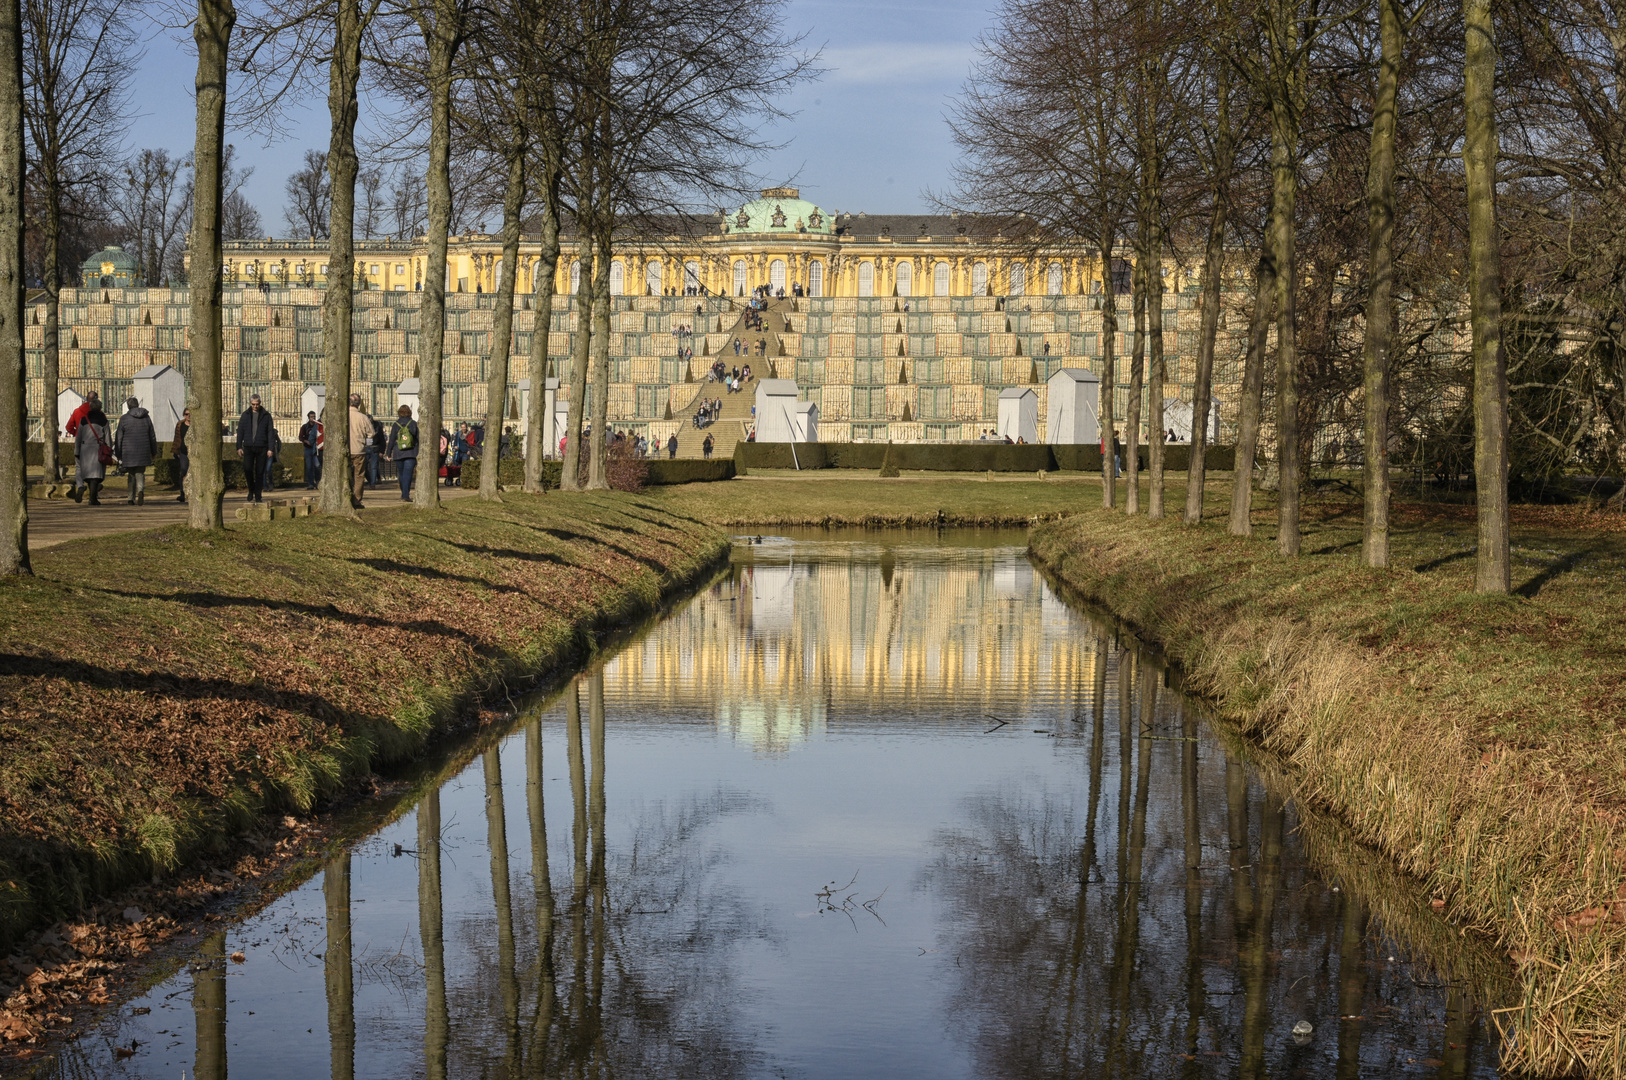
1413, 548, 1476, 574
85, 586, 483, 644
1307, 537, 1362, 557
440, 541, 577, 570
1515, 544, 1605, 599
516, 525, 669, 574
0, 652, 364, 721
348, 557, 526, 594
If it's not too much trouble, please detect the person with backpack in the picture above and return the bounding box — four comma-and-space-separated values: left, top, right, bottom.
390, 405, 420, 500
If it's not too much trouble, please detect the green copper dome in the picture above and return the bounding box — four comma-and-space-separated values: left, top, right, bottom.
81, 245, 141, 289
725, 188, 832, 235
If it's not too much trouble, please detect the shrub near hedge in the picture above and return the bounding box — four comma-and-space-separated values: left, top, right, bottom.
459, 457, 562, 489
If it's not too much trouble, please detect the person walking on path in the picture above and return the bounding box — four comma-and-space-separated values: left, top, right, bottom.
389, 405, 420, 501
364, 414, 382, 487
236, 395, 276, 503
702, 432, 714, 458
347, 394, 372, 509
667, 432, 678, 458
66, 390, 102, 496
113, 397, 158, 505
299, 411, 323, 489
64, 389, 98, 438
172, 408, 191, 503
70, 405, 110, 505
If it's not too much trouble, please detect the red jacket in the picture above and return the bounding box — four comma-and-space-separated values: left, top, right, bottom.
65, 400, 93, 436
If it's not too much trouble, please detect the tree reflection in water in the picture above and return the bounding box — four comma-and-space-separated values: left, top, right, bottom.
922, 634, 1490, 1080
442, 671, 765, 1080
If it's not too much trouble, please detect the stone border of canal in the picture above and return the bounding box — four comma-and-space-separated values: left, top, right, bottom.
4, 471, 1626, 1077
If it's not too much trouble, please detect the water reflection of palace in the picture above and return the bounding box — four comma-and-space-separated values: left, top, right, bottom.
600, 543, 1107, 754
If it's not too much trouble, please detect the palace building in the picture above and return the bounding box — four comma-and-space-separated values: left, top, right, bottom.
27, 189, 1260, 455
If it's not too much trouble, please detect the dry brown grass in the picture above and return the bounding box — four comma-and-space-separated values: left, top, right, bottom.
1030, 505, 1626, 1078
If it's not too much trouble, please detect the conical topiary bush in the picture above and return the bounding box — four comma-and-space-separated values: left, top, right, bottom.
879, 442, 900, 477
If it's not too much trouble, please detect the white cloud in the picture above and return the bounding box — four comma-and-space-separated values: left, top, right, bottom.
820, 43, 978, 86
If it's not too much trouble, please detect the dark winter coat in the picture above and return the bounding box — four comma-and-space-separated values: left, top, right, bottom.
114, 406, 158, 468
236, 406, 274, 449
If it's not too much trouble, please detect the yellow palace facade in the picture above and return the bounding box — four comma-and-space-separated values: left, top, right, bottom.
219, 189, 1174, 301
32, 189, 1257, 447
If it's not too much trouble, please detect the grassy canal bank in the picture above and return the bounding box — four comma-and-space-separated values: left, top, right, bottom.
0, 494, 729, 963
1030, 494, 1626, 1078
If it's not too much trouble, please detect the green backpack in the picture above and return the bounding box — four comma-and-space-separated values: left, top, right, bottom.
396, 423, 415, 451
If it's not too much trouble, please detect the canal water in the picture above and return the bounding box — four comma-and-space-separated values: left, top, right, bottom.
40, 529, 1506, 1079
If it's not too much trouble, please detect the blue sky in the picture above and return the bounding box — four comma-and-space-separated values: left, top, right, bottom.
121, 0, 995, 233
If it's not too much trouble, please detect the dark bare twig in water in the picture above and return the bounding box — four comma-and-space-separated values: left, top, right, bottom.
816, 872, 887, 929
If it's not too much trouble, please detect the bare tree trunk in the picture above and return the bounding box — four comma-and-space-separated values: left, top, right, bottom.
40, 197, 59, 481
1464, 0, 1508, 592
320, 0, 362, 517
585, 225, 611, 490
186, 0, 234, 530
523, 132, 561, 494
1099, 242, 1118, 509
559, 232, 591, 490
1227, 236, 1277, 536
1186, 74, 1234, 526
412, 0, 459, 511
1269, 64, 1301, 557
0, 0, 26, 576
481, 111, 525, 501
1125, 250, 1146, 514
1147, 218, 1167, 519
1361, 0, 1403, 568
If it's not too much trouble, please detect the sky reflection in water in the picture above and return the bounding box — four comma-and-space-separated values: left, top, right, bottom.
43, 529, 1504, 1079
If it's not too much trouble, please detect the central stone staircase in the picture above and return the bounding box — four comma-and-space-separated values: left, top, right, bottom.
667, 299, 793, 459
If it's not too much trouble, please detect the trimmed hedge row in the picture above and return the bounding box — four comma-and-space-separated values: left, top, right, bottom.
646, 458, 736, 484
458, 456, 736, 488
735, 442, 1236, 473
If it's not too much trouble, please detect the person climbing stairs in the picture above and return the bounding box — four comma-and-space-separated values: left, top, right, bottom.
670, 298, 794, 459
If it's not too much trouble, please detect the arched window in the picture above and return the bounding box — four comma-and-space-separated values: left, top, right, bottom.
733, 259, 748, 296
933, 261, 951, 296
645, 260, 662, 296
972, 262, 988, 296
609, 261, 624, 295
858, 261, 874, 297
770, 258, 786, 292
684, 260, 700, 293
1047, 262, 1064, 295
895, 261, 912, 297
809, 261, 824, 297
1009, 263, 1026, 295
570, 260, 581, 293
